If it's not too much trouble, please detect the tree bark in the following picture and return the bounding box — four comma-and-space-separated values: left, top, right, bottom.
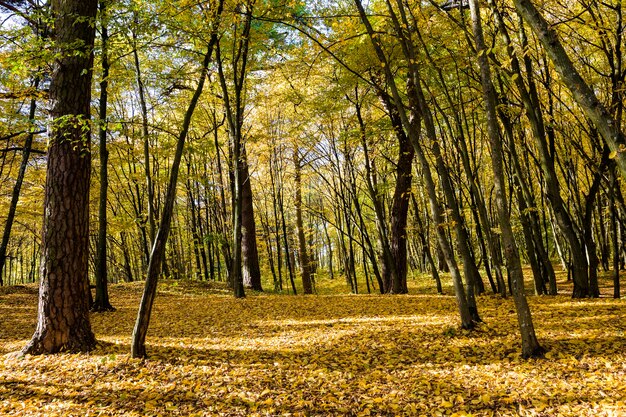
354, 0, 474, 328
469, 0, 543, 358
92, 0, 114, 312
22, 0, 98, 355
131, 0, 223, 358
610, 166, 621, 298
240, 152, 263, 291
216, 2, 253, 299
374, 88, 414, 294
131, 12, 157, 250
294, 149, 313, 294
0, 78, 38, 285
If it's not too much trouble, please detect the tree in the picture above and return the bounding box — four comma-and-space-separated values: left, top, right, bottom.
468, 0, 543, 357
0, 0, 46, 285
353, 0, 476, 328
513, 0, 626, 179
216, 0, 258, 298
92, 0, 115, 312
22, 0, 99, 354
131, 0, 224, 358
293, 147, 314, 294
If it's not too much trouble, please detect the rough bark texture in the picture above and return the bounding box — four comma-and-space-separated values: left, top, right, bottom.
376, 89, 413, 294
22, 0, 98, 355
388, 125, 414, 294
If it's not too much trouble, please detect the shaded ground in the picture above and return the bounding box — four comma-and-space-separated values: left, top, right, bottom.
0, 274, 625, 416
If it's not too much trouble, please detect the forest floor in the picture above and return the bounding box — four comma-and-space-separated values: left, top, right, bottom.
0, 273, 625, 416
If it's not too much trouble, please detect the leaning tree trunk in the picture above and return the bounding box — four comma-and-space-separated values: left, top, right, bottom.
490, 1, 588, 297
22, 0, 98, 355
131, 1, 223, 358
354, 0, 474, 328
469, 0, 544, 358
513, 0, 626, 179
0, 77, 39, 285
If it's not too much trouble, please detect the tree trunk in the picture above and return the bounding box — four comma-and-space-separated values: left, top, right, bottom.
22, 0, 98, 355
215, 3, 253, 299
92, 0, 114, 312
412, 195, 442, 294
240, 153, 263, 291
354, 0, 474, 328
610, 167, 621, 298
373, 88, 414, 294
469, 0, 543, 358
0, 78, 39, 285
513, 0, 626, 178
131, 3, 222, 358
491, 2, 588, 297
132, 12, 157, 248
294, 149, 313, 294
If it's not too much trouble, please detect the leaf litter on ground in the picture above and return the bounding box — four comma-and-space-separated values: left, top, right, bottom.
0, 275, 625, 416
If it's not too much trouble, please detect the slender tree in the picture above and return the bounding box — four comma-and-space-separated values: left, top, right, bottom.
216, 0, 256, 298
131, 0, 224, 358
92, 0, 115, 312
468, 0, 543, 357
513, 0, 626, 179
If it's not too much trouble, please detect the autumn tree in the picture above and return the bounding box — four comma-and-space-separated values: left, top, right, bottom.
22, 0, 98, 354
92, 0, 115, 312
131, 0, 224, 358
513, 0, 626, 180
467, 0, 543, 358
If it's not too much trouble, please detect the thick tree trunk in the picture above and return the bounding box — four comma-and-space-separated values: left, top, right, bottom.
22, 0, 98, 355
374, 89, 414, 294
388, 132, 414, 294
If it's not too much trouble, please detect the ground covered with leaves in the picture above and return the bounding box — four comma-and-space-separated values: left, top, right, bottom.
1, 276, 625, 416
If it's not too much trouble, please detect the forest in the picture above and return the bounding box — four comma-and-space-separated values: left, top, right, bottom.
0, 0, 625, 415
